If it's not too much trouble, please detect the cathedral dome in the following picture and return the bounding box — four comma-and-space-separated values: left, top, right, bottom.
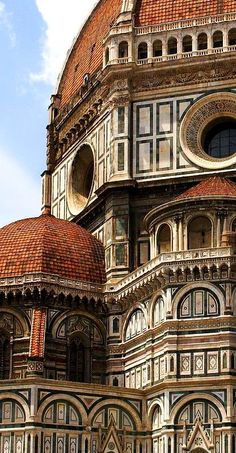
0, 212, 106, 284
56, 0, 236, 108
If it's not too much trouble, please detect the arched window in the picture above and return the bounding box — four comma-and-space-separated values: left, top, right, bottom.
152, 405, 162, 429
68, 337, 91, 383
157, 224, 171, 254
170, 356, 174, 372
168, 37, 177, 55
113, 377, 119, 386
0, 331, 10, 380
138, 42, 148, 60
176, 399, 221, 425
232, 218, 236, 231
188, 216, 212, 249
231, 353, 235, 370
178, 289, 220, 319
213, 30, 223, 48
198, 32, 208, 50
223, 352, 227, 369
112, 317, 119, 333
105, 47, 110, 65
168, 438, 171, 453
232, 434, 236, 453
182, 35, 192, 52
225, 434, 228, 453
229, 28, 236, 45
125, 309, 147, 340
154, 296, 165, 325
119, 41, 128, 58
153, 40, 162, 57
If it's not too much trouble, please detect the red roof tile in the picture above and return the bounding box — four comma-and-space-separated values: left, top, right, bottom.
175, 177, 236, 201
29, 308, 46, 358
0, 213, 106, 284
58, 0, 122, 108
135, 0, 236, 26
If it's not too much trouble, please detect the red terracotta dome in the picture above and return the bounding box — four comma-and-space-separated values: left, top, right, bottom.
0, 213, 106, 284
57, 0, 236, 108
175, 176, 236, 201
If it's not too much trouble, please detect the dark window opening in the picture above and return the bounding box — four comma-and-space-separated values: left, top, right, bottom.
203, 118, 236, 158
198, 33, 208, 50
153, 40, 162, 57
0, 332, 10, 379
229, 28, 236, 45
112, 317, 119, 333
183, 35, 192, 52
138, 42, 148, 60
168, 37, 177, 55
68, 337, 91, 383
213, 30, 223, 48
118, 41, 128, 58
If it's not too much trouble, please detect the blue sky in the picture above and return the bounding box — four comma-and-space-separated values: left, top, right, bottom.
0, 0, 95, 226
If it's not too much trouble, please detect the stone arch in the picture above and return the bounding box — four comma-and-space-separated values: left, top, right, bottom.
229, 28, 236, 46
118, 41, 128, 58
0, 307, 30, 336
149, 290, 166, 328
172, 282, 224, 319
123, 305, 147, 341
147, 399, 164, 430
153, 39, 162, 57
213, 30, 223, 48
88, 399, 142, 431
138, 42, 148, 60
156, 222, 172, 254
167, 36, 177, 55
187, 214, 213, 249
197, 32, 208, 50
36, 393, 87, 425
0, 393, 30, 420
169, 393, 227, 424
182, 34, 193, 52
51, 309, 106, 341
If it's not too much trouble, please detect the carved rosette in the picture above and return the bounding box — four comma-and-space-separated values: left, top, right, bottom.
179, 92, 236, 170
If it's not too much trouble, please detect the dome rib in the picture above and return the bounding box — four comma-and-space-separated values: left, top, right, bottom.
57, 0, 122, 108
0, 214, 106, 284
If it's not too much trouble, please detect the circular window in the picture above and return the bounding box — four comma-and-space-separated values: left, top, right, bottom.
202, 117, 236, 158
179, 92, 236, 169
67, 143, 94, 215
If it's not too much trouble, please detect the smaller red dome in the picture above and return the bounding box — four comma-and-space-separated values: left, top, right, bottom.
0, 213, 106, 284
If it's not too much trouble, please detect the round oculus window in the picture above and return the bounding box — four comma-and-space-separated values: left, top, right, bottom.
67, 143, 94, 215
179, 92, 236, 170
202, 118, 236, 158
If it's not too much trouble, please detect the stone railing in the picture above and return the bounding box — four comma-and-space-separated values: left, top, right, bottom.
109, 246, 235, 295
136, 45, 236, 65
135, 12, 236, 35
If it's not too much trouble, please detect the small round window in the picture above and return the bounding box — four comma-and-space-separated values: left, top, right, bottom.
67, 143, 94, 215
202, 117, 236, 158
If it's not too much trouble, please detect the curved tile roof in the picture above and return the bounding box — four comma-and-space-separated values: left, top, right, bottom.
135, 0, 236, 26
57, 0, 122, 108
175, 176, 236, 201
0, 213, 106, 284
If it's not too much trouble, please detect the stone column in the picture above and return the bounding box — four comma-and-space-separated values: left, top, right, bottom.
216, 211, 222, 247
192, 34, 198, 54
178, 216, 184, 251
173, 218, 179, 252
